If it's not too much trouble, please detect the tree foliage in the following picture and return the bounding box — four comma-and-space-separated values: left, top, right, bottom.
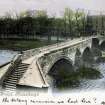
0, 8, 104, 40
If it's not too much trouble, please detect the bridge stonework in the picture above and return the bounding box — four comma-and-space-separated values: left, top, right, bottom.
34, 36, 105, 85
37, 38, 92, 76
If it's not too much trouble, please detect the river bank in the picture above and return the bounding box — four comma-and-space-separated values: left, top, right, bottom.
0, 39, 57, 51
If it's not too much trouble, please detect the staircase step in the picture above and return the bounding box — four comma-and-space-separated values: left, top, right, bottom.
13, 71, 24, 77
11, 71, 25, 74
19, 64, 29, 67
5, 82, 16, 86
17, 66, 28, 69
16, 69, 27, 72
5, 86, 16, 90
15, 68, 27, 70
19, 63, 28, 65
5, 83, 16, 87
5, 81, 17, 85
5, 79, 17, 83
15, 69, 25, 71
14, 70, 26, 73
3, 63, 29, 91
18, 64, 29, 66
10, 72, 22, 75
16, 68, 28, 71
11, 74, 24, 78
4, 79, 17, 83
7, 76, 18, 79
16, 67, 28, 71
5, 82, 16, 87
6, 85, 16, 89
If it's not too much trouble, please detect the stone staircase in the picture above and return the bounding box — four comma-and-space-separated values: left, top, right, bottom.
3, 63, 29, 92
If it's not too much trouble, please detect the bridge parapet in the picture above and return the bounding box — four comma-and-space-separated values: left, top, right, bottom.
21, 36, 95, 60
22, 48, 41, 60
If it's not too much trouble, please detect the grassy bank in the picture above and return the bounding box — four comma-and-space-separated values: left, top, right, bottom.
0, 39, 57, 51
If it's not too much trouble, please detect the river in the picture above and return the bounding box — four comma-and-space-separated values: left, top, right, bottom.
78, 63, 105, 91
0, 50, 18, 66
51, 63, 105, 94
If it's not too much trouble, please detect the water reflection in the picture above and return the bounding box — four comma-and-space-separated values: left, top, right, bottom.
52, 63, 105, 93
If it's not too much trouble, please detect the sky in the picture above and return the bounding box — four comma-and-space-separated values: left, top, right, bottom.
0, 0, 105, 17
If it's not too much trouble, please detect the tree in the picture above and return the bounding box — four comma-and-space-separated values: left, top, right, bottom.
63, 8, 74, 38
85, 11, 94, 36
74, 9, 85, 36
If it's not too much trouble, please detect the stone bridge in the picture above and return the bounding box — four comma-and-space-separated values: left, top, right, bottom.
0, 35, 105, 92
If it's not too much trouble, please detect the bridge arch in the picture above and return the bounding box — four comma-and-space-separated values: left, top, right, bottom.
47, 56, 74, 78
75, 48, 82, 67
82, 47, 94, 66
100, 40, 105, 51
92, 38, 100, 49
